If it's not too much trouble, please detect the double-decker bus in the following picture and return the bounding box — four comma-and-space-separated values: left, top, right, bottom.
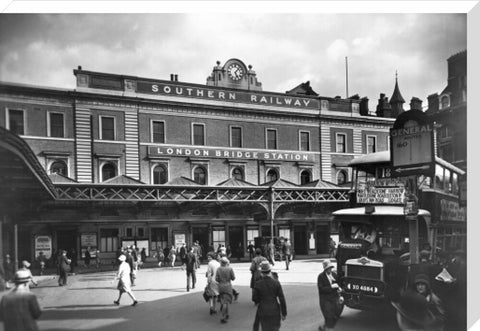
332, 150, 465, 310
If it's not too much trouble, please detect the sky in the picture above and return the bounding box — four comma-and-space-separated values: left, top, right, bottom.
0, 11, 467, 108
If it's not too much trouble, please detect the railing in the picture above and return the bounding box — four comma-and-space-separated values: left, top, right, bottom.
55, 184, 350, 203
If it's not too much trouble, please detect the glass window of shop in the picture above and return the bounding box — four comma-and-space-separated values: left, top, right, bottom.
247, 229, 259, 243
100, 229, 119, 252
213, 229, 225, 251
151, 228, 168, 252
278, 228, 290, 240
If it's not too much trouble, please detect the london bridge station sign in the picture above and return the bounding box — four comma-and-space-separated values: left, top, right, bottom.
137, 81, 320, 110
148, 146, 315, 162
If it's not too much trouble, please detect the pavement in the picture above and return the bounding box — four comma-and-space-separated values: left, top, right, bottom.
0, 258, 398, 331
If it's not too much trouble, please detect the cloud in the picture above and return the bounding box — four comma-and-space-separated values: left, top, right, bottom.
326, 39, 349, 62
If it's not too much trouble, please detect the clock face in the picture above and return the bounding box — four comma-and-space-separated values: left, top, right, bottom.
227, 64, 244, 81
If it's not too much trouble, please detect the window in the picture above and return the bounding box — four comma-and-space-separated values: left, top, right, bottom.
137, 227, 145, 237
386, 136, 391, 151
337, 170, 348, 185
100, 228, 119, 252
440, 95, 450, 109
367, 136, 377, 154
50, 160, 68, 176
7, 109, 25, 135
279, 228, 290, 240
48, 112, 65, 138
152, 164, 168, 184
231, 126, 242, 148
101, 162, 117, 181
336, 133, 346, 153
151, 121, 165, 143
321, 100, 329, 110
192, 123, 205, 145
213, 229, 226, 251
125, 227, 133, 237
266, 129, 277, 149
300, 131, 310, 151
266, 169, 278, 182
300, 170, 311, 185
232, 167, 244, 181
247, 229, 259, 243
100, 116, 115, 140
193, 166, 206, 185
151, 228, 168, 251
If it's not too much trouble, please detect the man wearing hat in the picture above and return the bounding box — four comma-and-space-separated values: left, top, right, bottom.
250, 248, 267, 298
113, 254, 138, 306
412, 274, 445, 330
317, 260, 342, 331
19, 260, 38, 287
252, 260, 287, 331
58, 250, 71, 286
392, 290, 436, 331
0, 269, 42, 330
215, 257, 236, 324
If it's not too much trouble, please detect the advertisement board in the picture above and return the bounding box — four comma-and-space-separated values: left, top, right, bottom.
174, 233, 186, 249
35, 235, 52, 259
80, 233, 98, 258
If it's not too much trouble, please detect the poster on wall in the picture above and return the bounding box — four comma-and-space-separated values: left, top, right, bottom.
35, 235, 52, 259
136, 240, 149, 257
174, 233, 186, 249
80, 233, 98, 258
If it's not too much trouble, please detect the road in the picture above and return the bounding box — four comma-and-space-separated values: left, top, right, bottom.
0, 259, 399, 331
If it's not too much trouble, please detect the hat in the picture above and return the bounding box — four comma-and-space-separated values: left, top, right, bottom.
413, 274, 430, 288
260, 261, 271, 273
392, 291, 435, 327
22, 260, 31, 268
255, 248, 262, 255
220, 257, 229, 265
322, 260, 334, 271
13, 270, 31, 284
419, 250, 430, 258
118, 254, 126, 262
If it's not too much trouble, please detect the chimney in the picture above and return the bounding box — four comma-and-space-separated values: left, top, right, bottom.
427, 93, 439, 113
170, 74, 174, 81
174, 74, 178, 81
360, 97, 369, 116
409, 97, 423, 111
376, 93, 392, 117
78, 65, 82, 71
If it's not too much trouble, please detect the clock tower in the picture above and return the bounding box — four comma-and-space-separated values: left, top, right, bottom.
206, 58, 263, 91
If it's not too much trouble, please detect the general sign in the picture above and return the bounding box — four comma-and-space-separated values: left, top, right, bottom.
137, 81, 320, 110
356, 187, 405, 204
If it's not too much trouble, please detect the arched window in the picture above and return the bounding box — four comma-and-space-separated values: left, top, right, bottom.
337, 170, 348, 185
300, 170, 311, 185
232, 167, 244, 181
440, 95, 450, 109
193, 166, 207, 185
101, 162, 117, 181
266, 169, 278, 182
50, 160, 67, 176
153, 164, 168, 184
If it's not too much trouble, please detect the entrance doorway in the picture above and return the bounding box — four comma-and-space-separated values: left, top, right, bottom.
294, 225, 307, 255
228, 226, 244, 260
192, 226, 209, 259
316, 225, 329, 254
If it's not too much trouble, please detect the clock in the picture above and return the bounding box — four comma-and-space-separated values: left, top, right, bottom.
227, 63, 244, 81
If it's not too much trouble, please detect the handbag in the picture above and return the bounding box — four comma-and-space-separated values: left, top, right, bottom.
203, 287, 210, 302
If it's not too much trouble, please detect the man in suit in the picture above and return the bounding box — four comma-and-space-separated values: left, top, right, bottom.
317, 260, 343, 331
58, 250, 71, 286
185, 246, 198, 291
282, 239, 292, 270
252, 261, 287, 331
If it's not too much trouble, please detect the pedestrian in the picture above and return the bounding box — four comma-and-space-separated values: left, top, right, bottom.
250, 248, 268, 298
58, 250, 71, 286
205, 253, 220, 314
252, 261, 287, 331
215, 257, 236, 324
317, 260, 343, 331
226, 244, 232, 259
113, 254, 138, 306
125, 248, 136, 286
392, 290, 436, 331
236, 242, 243, 262
248, 241, 255, 261
69, 248, 77, 274
140, 248, 147, 269
3, 254, 14, 289
36, 252, 47, 276
84, 247, 91, 268
169, 245, 176, 267
267, 240, 275, 266
179, 243, 187, 267
19, 261, 38, 287
185, 246, 198, 291
156, 247, 164, 267
282, 238, 292, 270
95, 249, 101, 269
0, 269, 42, 331
412, 274, 445, 330
328, 237, 337, 258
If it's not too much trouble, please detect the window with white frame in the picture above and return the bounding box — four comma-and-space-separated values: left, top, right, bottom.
232, 167, 244, 181
100, 228, 118, 252
300, 169, 311, 185
299, 131, 310, 151
192, 123, 205, 145
151, 120, 165, 143
100, 161, 118, 181
50, 160, 68, 176
193, 165, 207, 185
152, 163, 168, 184
279, 228, 290, 240
48, 112, 65, 138
100, 116, 115, 140
336, 133, 346, 153
367, 135, 377, 154
231, 126, 242, 148
266, 168, 279, 182
266, 129, 277, 149
337, 170, 348, 185
213, 229, 226, 251
7, 109, 25, 135
247, 229, 259, 243
440, 95, 450, 110
321, 100, 329, 110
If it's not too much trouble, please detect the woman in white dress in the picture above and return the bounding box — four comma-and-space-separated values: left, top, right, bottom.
114, 254, 138, 306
